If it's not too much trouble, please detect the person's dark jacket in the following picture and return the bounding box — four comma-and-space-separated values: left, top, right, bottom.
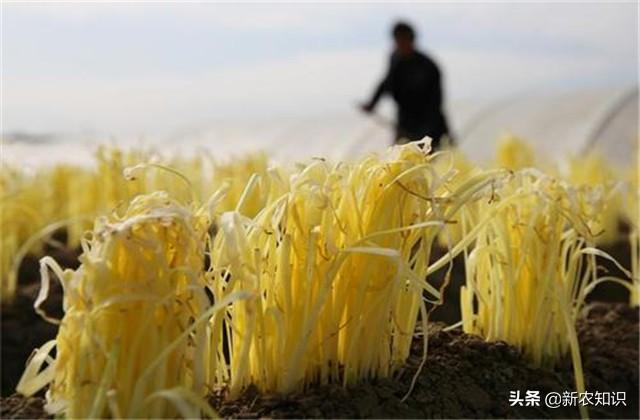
367, 51, 450, 146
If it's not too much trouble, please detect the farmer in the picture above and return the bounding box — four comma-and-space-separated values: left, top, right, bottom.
360, 21, 451, 148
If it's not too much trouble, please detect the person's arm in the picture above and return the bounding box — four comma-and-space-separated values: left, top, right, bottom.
363, 78, 388, 112
361, 55, 395, 113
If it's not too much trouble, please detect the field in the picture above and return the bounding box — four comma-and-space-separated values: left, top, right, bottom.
0, 137, 638, 419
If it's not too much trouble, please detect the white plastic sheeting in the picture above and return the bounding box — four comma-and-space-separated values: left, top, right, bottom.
457, 87, 638, 165
2, 86, 638, 167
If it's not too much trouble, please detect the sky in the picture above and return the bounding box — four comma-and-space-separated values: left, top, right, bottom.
1, 2, 638, 138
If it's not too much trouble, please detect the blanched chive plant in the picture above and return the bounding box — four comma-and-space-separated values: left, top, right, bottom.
459, 169, 633, 419
209, 141, 500, 396
17, 190, 247, 418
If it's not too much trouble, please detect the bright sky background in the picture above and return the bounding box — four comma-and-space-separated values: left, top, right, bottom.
2, 2, 638, 138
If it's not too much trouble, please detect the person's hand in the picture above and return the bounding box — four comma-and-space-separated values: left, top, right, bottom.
359, 103, 374, 114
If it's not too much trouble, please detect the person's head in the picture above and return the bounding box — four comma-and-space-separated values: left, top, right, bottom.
392, 21, 416, 56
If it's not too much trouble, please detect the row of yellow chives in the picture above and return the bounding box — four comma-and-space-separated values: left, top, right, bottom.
12, 139, 638, 418
0, 147, 269, 302
19, 142, 482, 416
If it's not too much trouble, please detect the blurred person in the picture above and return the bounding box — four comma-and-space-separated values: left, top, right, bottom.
361, 21, 451, 148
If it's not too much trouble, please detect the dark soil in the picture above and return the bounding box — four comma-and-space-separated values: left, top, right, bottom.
207, 302, 638, 419
427, 245, 466, 324
0, 394, 50, 420
587, 233, 635, 303
1, 303, 637, 419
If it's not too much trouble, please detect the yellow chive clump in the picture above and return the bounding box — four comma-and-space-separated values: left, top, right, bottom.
209, 141, 499, 396
459, 170, 634, 419
17, 191, 240, 418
